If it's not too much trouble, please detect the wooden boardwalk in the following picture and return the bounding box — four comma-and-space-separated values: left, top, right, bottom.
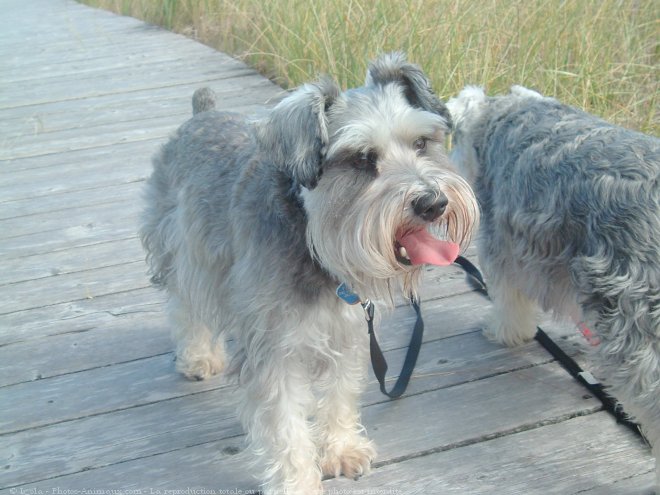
0, 1, 655, 493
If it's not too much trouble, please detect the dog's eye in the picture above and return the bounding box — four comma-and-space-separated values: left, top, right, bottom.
353, 150, 378, 171
413, 137, 427, 153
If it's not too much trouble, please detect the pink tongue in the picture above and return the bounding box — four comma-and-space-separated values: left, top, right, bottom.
397, 229, 459, 266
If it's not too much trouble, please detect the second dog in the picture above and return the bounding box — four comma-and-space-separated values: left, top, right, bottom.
448, 85, 660, 490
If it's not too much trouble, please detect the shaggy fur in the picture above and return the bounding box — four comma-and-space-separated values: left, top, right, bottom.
448, 85, 660, 491
140, 53, 478, 494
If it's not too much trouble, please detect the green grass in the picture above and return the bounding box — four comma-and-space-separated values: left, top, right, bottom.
83, 0, 658, 134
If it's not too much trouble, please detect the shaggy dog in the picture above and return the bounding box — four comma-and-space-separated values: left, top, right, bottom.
448, 85, 659, 491
140, 53, 478, 494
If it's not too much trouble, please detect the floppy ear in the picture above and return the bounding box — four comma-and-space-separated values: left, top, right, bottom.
255, 77, 339, 189
366, 52, 452, 131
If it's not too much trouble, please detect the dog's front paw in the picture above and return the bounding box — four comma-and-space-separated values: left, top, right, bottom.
320, 436, 376, 480
175, 353, 225, 381
483, 321, 535, 347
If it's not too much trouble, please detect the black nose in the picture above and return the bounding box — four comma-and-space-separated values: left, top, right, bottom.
412, 192, 448, 222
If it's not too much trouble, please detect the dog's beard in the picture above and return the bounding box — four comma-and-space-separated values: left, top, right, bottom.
304, 171, 479, 304
441, 174, 480, 248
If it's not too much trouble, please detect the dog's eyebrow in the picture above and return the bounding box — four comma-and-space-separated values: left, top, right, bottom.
324, 147, 378, 170
327, 116, 445, 162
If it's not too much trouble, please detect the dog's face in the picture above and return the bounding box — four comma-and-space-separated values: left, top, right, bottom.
447, 85, 545, 184
257, 53, 479, 301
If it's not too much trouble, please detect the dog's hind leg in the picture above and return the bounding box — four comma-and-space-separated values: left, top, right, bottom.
575, 253, 660, 491
168, 295, 226, 381
598, 353, 660, 493
596, 331, 660, 493
654, 443, 659, 493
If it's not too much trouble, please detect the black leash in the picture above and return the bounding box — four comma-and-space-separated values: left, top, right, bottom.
341, 255, 644, 439
359, 259, 482, 400
349, 260, 479, 400
336, 283, 423, 399
452, 255, 643, 439
362, 298, 424, 399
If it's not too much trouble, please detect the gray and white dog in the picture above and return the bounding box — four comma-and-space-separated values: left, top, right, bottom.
140, 53, 478, 494
448, 85, 660, 489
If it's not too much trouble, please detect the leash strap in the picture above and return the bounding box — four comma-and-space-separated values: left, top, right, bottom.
454, 255, 643, 438
454, 255, 488, 296
534, 327, 641, 436
364, 298, 424, 399
349, 253, 645, 438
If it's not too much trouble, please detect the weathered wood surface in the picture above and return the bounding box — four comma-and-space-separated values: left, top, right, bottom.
0, 0, 654, 494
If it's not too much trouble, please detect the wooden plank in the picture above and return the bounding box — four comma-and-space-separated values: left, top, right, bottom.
0, 438, 255, 493
0, 145, 153, 207
363, 328, 561, 404
0, 281, 484, 383
0, 181, 143, 221
0, 197, 140, 239
0, 63, 257, 113
2, 118, 174, 160
0, 209, 137, 258
0, 30, 240, 65
1, 385, 245, 489
1, 360, 601, 488
0, 71, 279, 145
577, 471, 658, 495
1, 138, 154, 174
325, 413, 654, 495
2, 112, 191, 161
0, 312, 169, 387
359, 363, 602, 464
2, 51, 249, 91
0, 260, 150, 315
0, 287, 163, 345
377, 290, 491, 350
0, 41, 250, 84
0, 6, 277, 111
2, 237, 143, 285
0, 353, 224, 435
0, 102, 275, 202
0, 0, 153, 43
0, 12, 228, 65
0, 78, 281, 136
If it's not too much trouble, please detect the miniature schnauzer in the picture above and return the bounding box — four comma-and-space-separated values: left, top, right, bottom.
448, 85, 660, 490
140, 53, 478, 494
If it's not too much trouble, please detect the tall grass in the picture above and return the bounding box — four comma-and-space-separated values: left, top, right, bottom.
83, 0, 658, 134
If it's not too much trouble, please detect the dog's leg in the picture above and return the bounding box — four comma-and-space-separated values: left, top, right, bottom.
636, 407, 659, 493
168, 296, 225, 381
600, 371, 660, 494
655, 443, 659, 493
238, 346, 322, 495
596, 336, 660, 493
484, 273, 538, 347
634, 414, 659, 494
575, 252, 660, 492
317, 342, 375, 481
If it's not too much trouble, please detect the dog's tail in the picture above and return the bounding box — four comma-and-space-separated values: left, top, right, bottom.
192, 87, 216, 115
